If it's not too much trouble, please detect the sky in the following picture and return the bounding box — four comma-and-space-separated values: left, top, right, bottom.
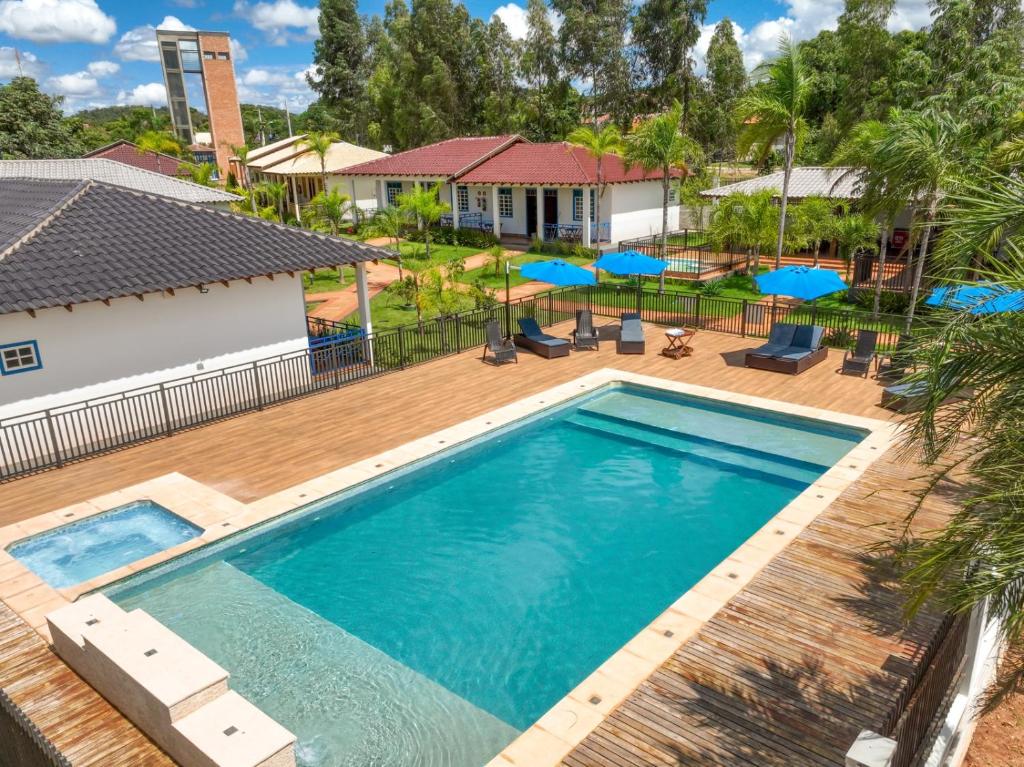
0, 0, 935, 114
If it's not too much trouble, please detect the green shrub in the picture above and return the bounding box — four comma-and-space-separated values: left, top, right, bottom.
405, 226, 498, 249
852, 288, 911, 315
699, 279, 724, 297
825, 327, 856, 348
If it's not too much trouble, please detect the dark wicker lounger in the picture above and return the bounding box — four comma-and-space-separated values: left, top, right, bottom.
514, 317, 571, 359
745, 324, 827, 375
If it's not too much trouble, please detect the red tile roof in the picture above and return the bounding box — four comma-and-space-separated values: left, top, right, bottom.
82, 140, 191, 178
458, 142, 685, 185
340, 135, 521, 177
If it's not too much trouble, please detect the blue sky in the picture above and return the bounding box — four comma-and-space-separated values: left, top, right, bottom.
0, 0, 933, 113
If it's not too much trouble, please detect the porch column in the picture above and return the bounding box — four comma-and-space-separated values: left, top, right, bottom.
375, 179, 385, 210
451, 185, 460, 229
582, 187, 592, 249
290, 176, 301, 221
535, 186, 544, 241
491, 185, 501, 239
350, 178, 358, 220
414, 180, 423, 230
355, 261, 373, 337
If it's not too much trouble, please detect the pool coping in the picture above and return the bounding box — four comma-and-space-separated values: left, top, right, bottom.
0, 368, 897, 764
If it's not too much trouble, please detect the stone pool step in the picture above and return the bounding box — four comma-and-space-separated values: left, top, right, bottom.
577, 389, 859, 466
565, 411, 822, 486
47, 595, 296, 767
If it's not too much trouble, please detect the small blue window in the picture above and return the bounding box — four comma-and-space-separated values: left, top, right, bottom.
456, 185, 469, 212
385, 181, 402, 206
0, 340, 42, 375
572, 189, 583, 221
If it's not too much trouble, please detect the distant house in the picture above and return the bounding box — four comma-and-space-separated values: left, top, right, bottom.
83, 139, 192, 178
244, 135, 387, 220
338, 135, 684, 247
0, 158, 240, 208
0, 178, 386, 420
701, 166, 914, 251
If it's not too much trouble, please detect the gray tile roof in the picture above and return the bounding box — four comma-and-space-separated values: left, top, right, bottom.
0, 158, 241, 204
0, 179, 388, 315
700, 167, 864, 200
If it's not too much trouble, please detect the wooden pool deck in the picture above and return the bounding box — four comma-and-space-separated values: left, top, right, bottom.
0, 323, 958, 766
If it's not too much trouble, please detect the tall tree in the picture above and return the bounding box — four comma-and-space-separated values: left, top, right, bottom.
300, 131, 341, 192
0, 77, 83, 159
567, 123, 623, 251
309, 0, 368, 140
736, 35, 812, 269
517, 0, 580, 140
624, 102, 702, 290
834, 0, 896, 130
707, 190, 778, 277
632, 0, 708, 128
704, 19, 746, 160
552, 0, 633, 125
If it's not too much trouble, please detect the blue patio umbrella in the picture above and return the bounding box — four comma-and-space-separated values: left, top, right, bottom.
926, 282, 1024, 314
520, 259, 597, 286
593, 250, 667, 310
755, 266, 848, 301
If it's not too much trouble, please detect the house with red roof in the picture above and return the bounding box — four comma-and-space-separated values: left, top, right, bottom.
339, 135, 684, 247
82, 139, 193, 178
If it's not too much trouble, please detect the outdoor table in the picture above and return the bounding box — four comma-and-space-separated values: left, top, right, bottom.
662, 327, 695, 359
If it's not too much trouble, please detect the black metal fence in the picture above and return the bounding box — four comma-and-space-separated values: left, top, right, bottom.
620, 229, 747, 277
0, 287, 911, 481
0, 688, 71, 767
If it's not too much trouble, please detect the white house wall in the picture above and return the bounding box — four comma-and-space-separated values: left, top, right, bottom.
327, 176, 379, 213
608, 182, 680, 243
0, 276, 309, 419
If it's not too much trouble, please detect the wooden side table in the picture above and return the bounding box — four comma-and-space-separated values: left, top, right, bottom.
662, 328, 695, 359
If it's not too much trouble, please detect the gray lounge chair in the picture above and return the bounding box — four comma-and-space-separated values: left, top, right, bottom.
841, 329, 878, 378
514, 317, 571, 359
482, 320, 517, 365
745, 324, 827, 374
747, 323, 798, 358
877, 334, 916, 380
617, 312, 645, 354
572, 310, 599, 350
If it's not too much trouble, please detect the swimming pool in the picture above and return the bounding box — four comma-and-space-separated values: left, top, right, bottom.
7, 500, 202, 589
104, 383, 866, 767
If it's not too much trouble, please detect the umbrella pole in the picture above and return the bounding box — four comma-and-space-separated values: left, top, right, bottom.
505, 260, 512, 339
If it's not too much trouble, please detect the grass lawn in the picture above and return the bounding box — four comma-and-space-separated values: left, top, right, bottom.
305, 300, 324, 313
382, 242, 484, 269
304, 267, 356, 293
461, 253, 594, 290
342, 289, 479, 330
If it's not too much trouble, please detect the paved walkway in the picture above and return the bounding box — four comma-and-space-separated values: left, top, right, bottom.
306, 260, 402, 323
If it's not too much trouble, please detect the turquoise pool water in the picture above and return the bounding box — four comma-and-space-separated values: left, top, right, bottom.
7, 500, 202, 588
106, 384, 865, 767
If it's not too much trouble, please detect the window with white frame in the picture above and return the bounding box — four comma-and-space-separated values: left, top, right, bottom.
457, 186, 469, 212
572, 189, 584, 221
0, 341, 41, 375
498, 188, 513, 218
590, 189, 596, 218
386, 181, 402, 206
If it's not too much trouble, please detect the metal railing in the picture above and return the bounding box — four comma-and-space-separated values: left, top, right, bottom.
620, 229, 747, 277
0, 287, 912, 481
0, 688, 71, 767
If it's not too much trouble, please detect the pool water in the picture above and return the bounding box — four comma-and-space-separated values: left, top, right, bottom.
7, 501, 202, 588
106, 384, 865, 767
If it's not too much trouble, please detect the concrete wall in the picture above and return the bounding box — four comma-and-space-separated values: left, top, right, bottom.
0, 276, 309, 419
327, 176, 381, 214
608, 181, 680, 242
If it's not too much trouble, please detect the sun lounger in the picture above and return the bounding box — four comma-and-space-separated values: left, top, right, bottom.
841, 329, 878, 378
572, 310, 599, 350
877, 334, 916, 380
617, 312, 645, 354
482, 319, 517, 365
745, 324, 827, 374
514, 317, 571, 359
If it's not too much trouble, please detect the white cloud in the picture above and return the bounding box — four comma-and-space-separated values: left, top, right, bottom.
492, 3, 528, 39
116, 81, 167, 107
0, 46, 44, 79
0, 0, 115, 43
86, 60, 119, 76
888, 0, 932, 32
235, 0, 319, 44
114, 15, 194, 62
230, 38, 248, 62
236, 64, 316, 109
46, 71, 98, 95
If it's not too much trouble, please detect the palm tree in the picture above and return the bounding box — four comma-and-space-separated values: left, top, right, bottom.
832, 211, 879, 281
306, 188, 352, 236
856, 108, 975, 332
708, 190, 778, 279
135, 130, 182, 158
300, 131, 340, 195
624, 102, 703, 291
791, 196, 836, 267
397, 186, 450, 262
735, 35, 812, 270
567, 123, 623, 249
896, 178, 1024, 709
368, 206, 410, 279
255, 180, 288, 223
229, 143, 257, 214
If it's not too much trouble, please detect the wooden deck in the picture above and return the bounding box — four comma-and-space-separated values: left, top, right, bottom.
0, 323, 956, 766
0, 600, 172, 765
0, 324, 896, 526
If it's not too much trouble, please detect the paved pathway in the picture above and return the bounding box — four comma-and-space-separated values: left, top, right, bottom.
306, 260, 402, 322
